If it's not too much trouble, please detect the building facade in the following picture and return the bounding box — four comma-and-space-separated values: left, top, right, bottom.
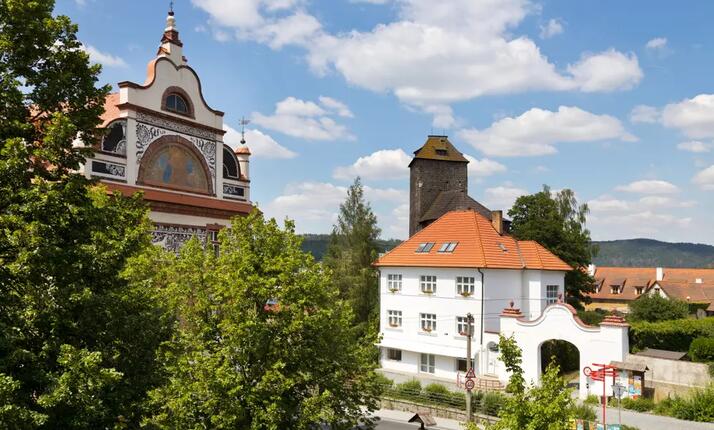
586, 265, 714, 314
79, 10, 252, 251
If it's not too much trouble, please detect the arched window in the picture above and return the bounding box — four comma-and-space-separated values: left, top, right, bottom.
101, 120, 127, 155
162, 87, 194, 117
165, 93, 189, 114
222, 146, 240, 179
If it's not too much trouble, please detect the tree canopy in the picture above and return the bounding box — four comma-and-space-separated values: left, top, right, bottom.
508, 186, 597, 308
628, 294, 689, 322
323, 177, 381, 333
0, 1, 170, 427
142, 212, 382, 429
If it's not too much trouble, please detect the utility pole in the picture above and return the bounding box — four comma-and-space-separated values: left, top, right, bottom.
465, 312, 474, 423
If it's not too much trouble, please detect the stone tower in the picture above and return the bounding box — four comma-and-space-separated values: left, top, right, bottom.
409, 135, 494, 236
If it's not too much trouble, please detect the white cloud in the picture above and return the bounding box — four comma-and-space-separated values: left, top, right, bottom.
662, 94, 714, 139
81, 45, 127, 68
638, 196, 696, 209
566, 49, 643, 92
539, 18, 563, 39
615, 180, 679, 194
224, 125, 297, 159
645, 37, 667, 50
263, 181, 405, 233
693, 165, 714, 190
252, 96, 354, 141
385, 203, 409, 239
630, 105, 659, 123
333, 149, 410, 181
677, 141, 711, 153
482, 185, 528, 211
464, 155, 507, 178
592, 211, 692, 237
193, 0, 642, 127
588, 196, 630, 212
319, 96, 354, 118
458, 106, 635, 157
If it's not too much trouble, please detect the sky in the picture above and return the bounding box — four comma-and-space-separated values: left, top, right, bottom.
57, 0, 714, 244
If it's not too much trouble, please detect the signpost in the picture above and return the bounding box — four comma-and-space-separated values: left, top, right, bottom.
464, 313, 475, 423
589, 363, 617, 429
612, 383, 625, 428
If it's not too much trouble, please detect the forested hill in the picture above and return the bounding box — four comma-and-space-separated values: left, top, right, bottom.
301, 235, 714, 268
301, 234, 401, 261
593, 239, 714, 268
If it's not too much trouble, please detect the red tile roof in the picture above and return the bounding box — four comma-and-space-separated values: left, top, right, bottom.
374, 209, 571, 271
101, 93, 121, 127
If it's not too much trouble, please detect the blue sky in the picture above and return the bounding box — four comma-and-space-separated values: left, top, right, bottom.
57, 0, 714, 244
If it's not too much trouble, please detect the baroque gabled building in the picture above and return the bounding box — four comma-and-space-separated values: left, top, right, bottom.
80, 10, 253, 251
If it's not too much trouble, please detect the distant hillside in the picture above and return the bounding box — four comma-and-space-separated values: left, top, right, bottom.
300, 234, 401, 261
301, 235, 714, 268
593, 239, 714, 268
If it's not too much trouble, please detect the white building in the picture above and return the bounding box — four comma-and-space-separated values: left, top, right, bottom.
375, 209, 572, 388
79, 9, 253, 251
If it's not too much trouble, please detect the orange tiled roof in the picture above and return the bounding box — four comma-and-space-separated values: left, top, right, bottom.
374, 209, 571, 271
101, 93, 121, 127
587, 266, 714, 302
655, 280, 714, 304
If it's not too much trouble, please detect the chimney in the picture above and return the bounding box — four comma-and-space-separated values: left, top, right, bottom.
656, 267, 664, 281
491, 210, 503, 235
587, 264, 596, 277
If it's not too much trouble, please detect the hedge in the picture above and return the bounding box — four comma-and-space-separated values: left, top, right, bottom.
689, 337, 714, 362
629, 317, 714, 352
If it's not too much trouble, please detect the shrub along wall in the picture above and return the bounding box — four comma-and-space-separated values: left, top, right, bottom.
629, 317, 714, 352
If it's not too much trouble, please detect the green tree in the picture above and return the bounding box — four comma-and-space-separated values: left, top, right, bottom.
628, 294, 689, 322
0, 1, 170, 427
508, 186, 597, 308
492, 335, 575, 430
144, 212, 382, 430
323, 177, 381, 332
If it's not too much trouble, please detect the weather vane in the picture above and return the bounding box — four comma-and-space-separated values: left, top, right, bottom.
239, 117, 250, 145
169, 0, 174, 15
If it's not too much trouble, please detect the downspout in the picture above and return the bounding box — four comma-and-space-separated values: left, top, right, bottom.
478, 268, 485, 347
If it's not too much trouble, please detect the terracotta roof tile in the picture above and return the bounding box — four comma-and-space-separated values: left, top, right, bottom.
101, 93, 121, 127
587, 266, 714, 302
374, 209, 571, 271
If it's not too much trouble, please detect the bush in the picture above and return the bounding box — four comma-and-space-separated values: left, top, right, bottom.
570, 403, 596, 421
424, 383, 451, 402
709, 362, 714, 377
584, 394, 601, 406
577, 310, 606, 326
689, 337, 714, 362
620, 397, 654, 412
480, 391, 506, 417
629, 317, 714, 352
374, 373, 393, 388
667, 386, 714, 422
628, 295, 689, 322
394, 379, 421, 401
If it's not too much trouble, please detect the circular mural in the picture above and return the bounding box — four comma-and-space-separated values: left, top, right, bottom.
139, 140, 210, 194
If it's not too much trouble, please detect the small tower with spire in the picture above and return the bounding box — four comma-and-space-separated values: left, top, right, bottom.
157, 2, 185, 65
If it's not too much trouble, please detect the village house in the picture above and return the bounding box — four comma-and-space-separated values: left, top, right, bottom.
586, 265, 714, 315
79, 9, 253, 251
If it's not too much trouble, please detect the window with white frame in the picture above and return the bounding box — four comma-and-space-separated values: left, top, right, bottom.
456, 316, 473, 336
387, 348, 402, 361
387, 310, 402, 327
387, 274, 402, 292
420, 313, 436, 332
610, 285, 621, 295
420, 275, 437, 294
420, 353, 435, 373
456, 276, 475, 296
546, 285, 559, 304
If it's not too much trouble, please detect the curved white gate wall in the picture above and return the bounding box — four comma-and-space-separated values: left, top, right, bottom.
498, 302, 629, 398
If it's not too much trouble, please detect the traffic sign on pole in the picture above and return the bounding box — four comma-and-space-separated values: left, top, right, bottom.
464, 379, 475, 391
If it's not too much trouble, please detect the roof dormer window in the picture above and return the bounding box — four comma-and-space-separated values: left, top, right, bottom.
415, 242, 435, 253
610, 285, 621, 295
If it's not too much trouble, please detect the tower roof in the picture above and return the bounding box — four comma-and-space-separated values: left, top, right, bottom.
409, 135, 468, 167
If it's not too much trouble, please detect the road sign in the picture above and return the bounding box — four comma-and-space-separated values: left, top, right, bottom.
583, 366, 592, 377
464, 379, 475, 391
465, 368, 475, 379
612, 383, 625, 399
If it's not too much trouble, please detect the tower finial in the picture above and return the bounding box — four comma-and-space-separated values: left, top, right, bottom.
239, 117, 250, 145
169, 0, 174, 16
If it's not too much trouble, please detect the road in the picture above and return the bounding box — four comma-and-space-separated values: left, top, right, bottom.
374, 418, 422, 429
596, 405, 714, 430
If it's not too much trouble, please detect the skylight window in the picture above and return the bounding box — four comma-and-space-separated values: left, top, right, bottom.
498, 243, 508, 252
415, 242, 435, 253
438, 242, 458, 253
